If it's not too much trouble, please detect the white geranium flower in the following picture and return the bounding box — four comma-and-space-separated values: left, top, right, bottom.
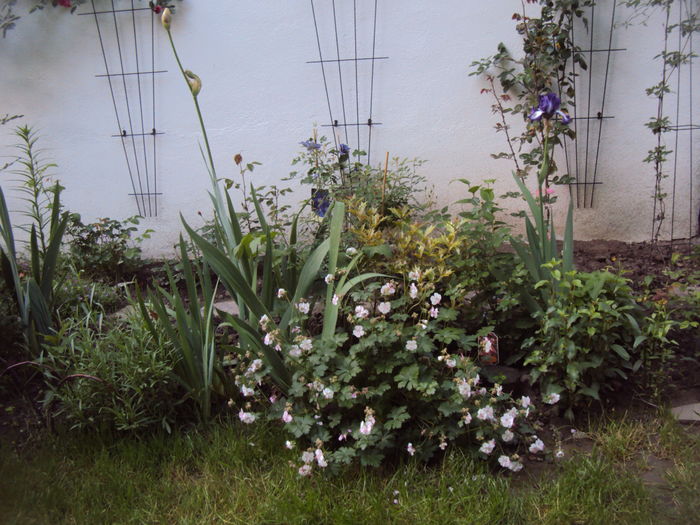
445, 358, 456, 368
332, 294, 339, 305
430, 292, 442, 305
322, 387, 334, 400
529, 438, 545, 454
301, 451, 315, 464
296, 301, 310, 314
346, 247, 357, 256
463, 412, 472, 424
276, 289, 286, 299
245, 359, 263, 376
502, 430, 514, 442
498, 455, 512, 469
380, 282, 396, 296
477, 406, 495, 421
315, 449, 328, 468
354, 305, 369, 319
282, 410, 293, 423
299, 339, 313, 351
520, 396, 531, 408
407, 443, 416, 456
509, 461, 523, 472
377, 301, 391, 315
500, 408, 517, 429
240, 385, 255, 397
544, 392, 561, 405
238, 409, 256, 424
408, 270, 420, 281
406, 340, 418, 351
429, 307, 439, 318
285, 440, 294, 449
289, 345, 302, 358
324, 273, 334, 284
359, 414, 375, 435
298, 464, 312, 476
353, 325, 365, 338
458, 380, 472, 399
479, 439, 495, 455
263, 333, 274, 346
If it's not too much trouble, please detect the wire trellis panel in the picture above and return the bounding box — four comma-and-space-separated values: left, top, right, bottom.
308, 0, 386, 166
81, 0, 163, 217
664, 0, 697, 245
562, 1, 625, 209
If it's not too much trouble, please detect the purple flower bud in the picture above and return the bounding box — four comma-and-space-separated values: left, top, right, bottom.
339, 143, 350, 155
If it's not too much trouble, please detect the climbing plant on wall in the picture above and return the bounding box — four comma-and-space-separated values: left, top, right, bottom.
470, 0, 594, 187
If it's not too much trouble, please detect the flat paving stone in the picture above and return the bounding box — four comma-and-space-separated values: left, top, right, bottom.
213, 300, 240, 318
670, 403, 700, 422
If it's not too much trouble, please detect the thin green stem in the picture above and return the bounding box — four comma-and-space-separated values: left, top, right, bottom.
539, 132, 549, 259
166, 29, 216, 179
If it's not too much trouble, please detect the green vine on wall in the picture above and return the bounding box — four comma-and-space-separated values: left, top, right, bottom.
470, 0, 595, 187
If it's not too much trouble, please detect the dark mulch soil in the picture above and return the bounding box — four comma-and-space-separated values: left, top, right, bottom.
573, 239, 699, 286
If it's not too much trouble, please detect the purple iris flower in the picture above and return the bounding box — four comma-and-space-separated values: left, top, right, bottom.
339, 143, 350, 155
300, 140, 321, 151
529, 92, 572, 125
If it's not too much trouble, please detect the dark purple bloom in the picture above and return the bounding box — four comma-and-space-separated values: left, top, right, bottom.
311, 189, 331, 217
339, 143, 350, 155
300, 140, 321, 151
529, 92, 571, 125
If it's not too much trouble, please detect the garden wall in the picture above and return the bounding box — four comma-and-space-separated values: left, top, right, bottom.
1, 0, 698, 255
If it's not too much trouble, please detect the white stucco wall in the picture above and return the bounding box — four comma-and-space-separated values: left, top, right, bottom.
1, 1, 698, 256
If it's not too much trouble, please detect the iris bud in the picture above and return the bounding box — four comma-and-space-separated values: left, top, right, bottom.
184, 70, 202, 97
161, 8, 172, 30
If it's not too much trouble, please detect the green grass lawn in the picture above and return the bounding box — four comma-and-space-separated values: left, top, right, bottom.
1, 412, 698, 525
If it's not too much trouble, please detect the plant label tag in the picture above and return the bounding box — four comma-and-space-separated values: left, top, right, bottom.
478, 332, 499, 365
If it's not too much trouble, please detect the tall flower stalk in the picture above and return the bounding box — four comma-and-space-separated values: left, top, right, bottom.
161, 9, 237, 252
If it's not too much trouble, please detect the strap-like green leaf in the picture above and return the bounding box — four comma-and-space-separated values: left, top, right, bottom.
251, 186, 275, 310
183, 216, 270, 321
40, 212, 68, 298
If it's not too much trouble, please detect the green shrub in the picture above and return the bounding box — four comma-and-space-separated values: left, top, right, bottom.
41, 303, 181, 433
234, 274, 542, 474
522, 263, 643, 417
66, 214, 151, 282
291, 134, 430, 223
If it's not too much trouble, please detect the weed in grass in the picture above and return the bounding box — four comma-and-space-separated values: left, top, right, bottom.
527, 455, 654, 525
590, 415, 653, 464
665, 457, 700, 518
